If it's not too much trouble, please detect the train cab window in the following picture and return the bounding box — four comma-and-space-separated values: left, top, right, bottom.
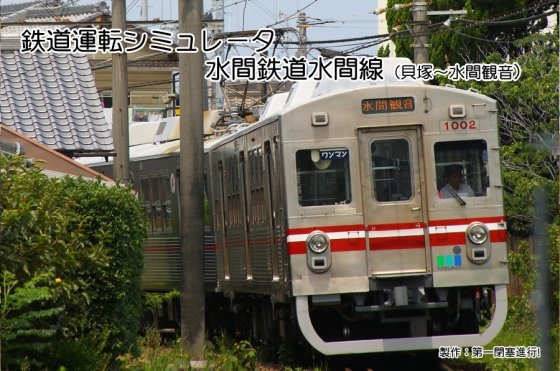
435, 139, 488, 199
296, 148, 351, 206
371, 139, 413, 202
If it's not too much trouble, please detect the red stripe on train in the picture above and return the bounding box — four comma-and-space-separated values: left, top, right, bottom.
430, 229, 507, 246
288, 224, 365, 235
286, 217, 505, 235
369, 235, 425, 251
286, 216, 507, 255
429, 216, 506, 227
369, 222, 426, 230
288, 237, 366, 255
288, 242, 306, 255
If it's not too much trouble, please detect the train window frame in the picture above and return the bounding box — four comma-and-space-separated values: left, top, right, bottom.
139, 173, 173, 235
296, 147, 352, 207
370, 138, 414, 203
434, 139, 489, 200
248, 147, 263, 223
226, 153, 241, 227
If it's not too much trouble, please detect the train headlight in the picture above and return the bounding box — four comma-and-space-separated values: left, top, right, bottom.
307, 232, 329, 254
467, 223, 489, 245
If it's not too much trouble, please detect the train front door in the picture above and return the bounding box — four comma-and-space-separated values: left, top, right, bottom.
358, 126, 429, 276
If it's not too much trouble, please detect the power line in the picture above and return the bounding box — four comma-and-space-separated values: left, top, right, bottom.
452, 8, 558, 27
284, 32, 390, 46
448, 29, 519, 44
266, 0, 318, 28
290, 3, 557, 53
126, 0, 141, 14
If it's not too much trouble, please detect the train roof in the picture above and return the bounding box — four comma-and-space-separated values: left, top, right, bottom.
203, 71, 495, 152
256, 57, 427, 122
81, 57, 495, 163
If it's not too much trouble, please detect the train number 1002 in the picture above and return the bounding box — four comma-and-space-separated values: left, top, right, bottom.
440, 120, 479, 131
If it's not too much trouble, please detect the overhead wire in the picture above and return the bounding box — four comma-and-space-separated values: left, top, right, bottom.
447, 29, 519, 44
424, 6, 558, 46
251, 0, 279, 22
285, 1, 558, 55
266, 0, 318, 28
34, 0, 557, 69
452, 7, 558, 27
126, 0, 141, 15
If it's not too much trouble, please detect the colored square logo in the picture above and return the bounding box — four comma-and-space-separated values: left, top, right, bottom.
436, 254, 462, 269
445, 255, 453, 267
454, 255, 462, 266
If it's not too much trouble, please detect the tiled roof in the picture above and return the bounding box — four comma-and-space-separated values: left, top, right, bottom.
0, 51, 113, 156
0, 1, 110, 45
0, 1, 109, 23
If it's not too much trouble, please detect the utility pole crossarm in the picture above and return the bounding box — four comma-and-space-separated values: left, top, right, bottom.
426, 10, 467, 16
410, 1, 468, 64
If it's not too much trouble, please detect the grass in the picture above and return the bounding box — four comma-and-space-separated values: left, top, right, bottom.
448, 307, 559, 371
121, 314, 558, 370
122, 296, 558, 371
117, 328, 328, 371
117, 328, 193, 370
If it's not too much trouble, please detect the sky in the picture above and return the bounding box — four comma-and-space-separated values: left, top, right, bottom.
3, 0, 386, 56
54, 0, 386, 56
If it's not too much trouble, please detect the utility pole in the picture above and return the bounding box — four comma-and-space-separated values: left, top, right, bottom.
112, 0, 129, 183
141, 0, 148, 21
178, 0, 205, 357
209, 0, 224, 109
410, 1, 429, 64
374, 2, 467, 64
409, 1, 467, 64
296, 12, 307, 58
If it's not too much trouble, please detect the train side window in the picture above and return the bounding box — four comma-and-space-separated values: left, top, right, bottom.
139, 175, 173, 235
435, 139, 488, 198
371, 139, 413, 202
160, 176, 172, 233
226, 154, 241, 226
140, 177, 152, 233
296, 148, 351, 206
249, 147, 265, 223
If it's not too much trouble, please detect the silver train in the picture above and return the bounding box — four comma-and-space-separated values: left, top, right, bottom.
89, 58, 509, 355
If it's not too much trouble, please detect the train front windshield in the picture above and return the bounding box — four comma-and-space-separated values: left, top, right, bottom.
296, 148, 352, 206
435, 139, 489, 199
371, 138, 413, 202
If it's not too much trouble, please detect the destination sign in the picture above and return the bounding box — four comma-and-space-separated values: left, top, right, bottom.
361, 97, 415, 114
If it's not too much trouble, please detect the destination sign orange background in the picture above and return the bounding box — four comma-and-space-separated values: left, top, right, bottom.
361, 97, 415, 114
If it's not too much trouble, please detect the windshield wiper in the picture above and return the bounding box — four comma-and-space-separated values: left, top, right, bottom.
448, 187, 467, 206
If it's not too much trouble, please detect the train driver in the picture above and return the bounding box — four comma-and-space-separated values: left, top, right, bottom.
439, 164, 474, 198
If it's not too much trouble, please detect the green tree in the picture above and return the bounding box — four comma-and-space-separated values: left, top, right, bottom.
0, 271, 63, 369
385, 0, 556, 66
377, 43, 391, 57
448, 31, 559, 365
449, 32, 559, 233
0, 155, 146, 368
55, 176, 146, 360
